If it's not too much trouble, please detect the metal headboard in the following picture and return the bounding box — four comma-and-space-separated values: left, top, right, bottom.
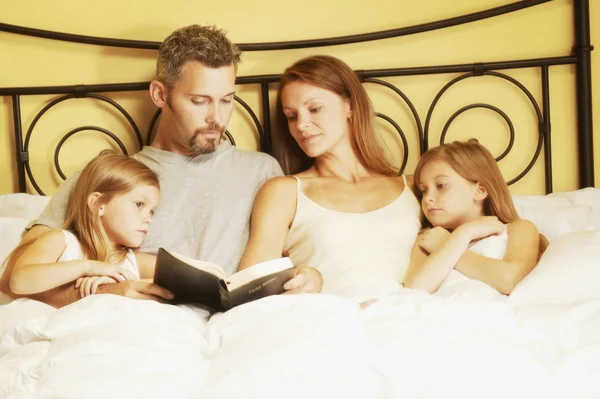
0, 0, 594, 195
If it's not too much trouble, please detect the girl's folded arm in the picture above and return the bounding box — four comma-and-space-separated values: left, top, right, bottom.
455, 220, 540, 294
404, 229, 472, 293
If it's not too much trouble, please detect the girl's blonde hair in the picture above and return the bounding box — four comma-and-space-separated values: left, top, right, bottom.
64, 154, 159, 264
414, 140, 518, 226
413, 140, 547, 253
274, 55, 397, 176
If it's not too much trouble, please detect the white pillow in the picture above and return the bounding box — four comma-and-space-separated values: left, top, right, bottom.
0, 193, 50, 273
515, 205, 593, 241
0, 193, 50, 220
508, 229, 600, 307
513, 188, 600, 237
0, 217, 30, 305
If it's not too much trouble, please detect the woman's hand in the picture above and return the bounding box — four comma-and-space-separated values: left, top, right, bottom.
418, 227, 451, 254
282, 266, 323, 294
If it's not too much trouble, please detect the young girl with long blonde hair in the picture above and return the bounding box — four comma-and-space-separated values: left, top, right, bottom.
403, 140, 547, 295
6, 154, 160, 299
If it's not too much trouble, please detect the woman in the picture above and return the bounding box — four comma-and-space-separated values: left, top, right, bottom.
239, 55, 421, 298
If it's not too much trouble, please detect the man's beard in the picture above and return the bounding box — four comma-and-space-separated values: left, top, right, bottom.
189, 123, 225, 155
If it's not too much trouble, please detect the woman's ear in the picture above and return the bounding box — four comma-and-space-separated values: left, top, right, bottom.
149, 80, 168, 108
87, 192, 105, 216
342, 98, 352, 120
474, 183, 488, 201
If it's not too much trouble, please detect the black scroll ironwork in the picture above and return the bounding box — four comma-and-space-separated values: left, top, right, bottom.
23, 93, 141, 195
424, 70, 546, 188
0, 0, 593, 194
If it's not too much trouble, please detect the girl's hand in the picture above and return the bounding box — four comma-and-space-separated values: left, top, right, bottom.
459, 216, 505, 241
85, 262, 137, 282
418, 227, 451, 254
76, 276, 119, 298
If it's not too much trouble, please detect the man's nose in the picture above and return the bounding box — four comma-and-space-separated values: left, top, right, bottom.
206, 102, 222, 125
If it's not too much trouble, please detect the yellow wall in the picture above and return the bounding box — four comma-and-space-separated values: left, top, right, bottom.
0, 0, 598, 195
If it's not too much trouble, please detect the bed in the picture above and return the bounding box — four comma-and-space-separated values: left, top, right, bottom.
1, 1, 599, 398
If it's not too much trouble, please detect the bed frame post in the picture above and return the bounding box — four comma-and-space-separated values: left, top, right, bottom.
573, 0, 595, 187
260, 82, 273, 154
11, 94, 27, 193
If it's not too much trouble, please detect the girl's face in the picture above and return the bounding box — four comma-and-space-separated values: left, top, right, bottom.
99, 184, 160, 249
418, 159, 485, 230
281, 81, 351, 158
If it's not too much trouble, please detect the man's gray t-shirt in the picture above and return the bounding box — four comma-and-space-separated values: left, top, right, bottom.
33, 142, 283, 276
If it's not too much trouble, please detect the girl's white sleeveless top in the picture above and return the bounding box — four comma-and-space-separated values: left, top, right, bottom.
58, 230, 140, 280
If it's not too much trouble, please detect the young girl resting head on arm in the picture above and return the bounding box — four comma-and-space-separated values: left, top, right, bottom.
8, 154, 160, 299
403, 140, 547, 295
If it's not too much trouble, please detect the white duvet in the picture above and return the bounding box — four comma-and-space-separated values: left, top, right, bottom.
1, 189, 600, 399
1, 277, 599, 399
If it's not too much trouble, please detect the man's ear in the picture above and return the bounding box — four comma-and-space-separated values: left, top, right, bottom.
149, 80, 168, 108
87, 192, 105, 216
474, 183, 488, 202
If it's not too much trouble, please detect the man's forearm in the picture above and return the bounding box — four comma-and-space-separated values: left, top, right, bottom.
17, 284, 80, 308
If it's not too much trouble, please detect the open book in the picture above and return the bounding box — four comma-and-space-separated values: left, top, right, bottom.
153, 248, 297, 311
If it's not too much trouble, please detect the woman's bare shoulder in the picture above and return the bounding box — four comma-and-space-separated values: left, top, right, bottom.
256, 176, 298, 204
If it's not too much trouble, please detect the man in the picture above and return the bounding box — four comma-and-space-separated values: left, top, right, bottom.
0, 25, 320, 307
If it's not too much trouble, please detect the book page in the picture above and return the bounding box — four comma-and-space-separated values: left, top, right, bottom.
226, 257, 295, 291
164, 249, 226, 279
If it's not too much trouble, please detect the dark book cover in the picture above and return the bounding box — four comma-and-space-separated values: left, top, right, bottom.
153, 248, 296, 311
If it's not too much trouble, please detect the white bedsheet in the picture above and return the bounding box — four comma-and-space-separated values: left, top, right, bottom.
1, 190, 600, 398
1, 284, 599, 399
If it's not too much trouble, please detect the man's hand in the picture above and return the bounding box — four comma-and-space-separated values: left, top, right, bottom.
282, 266, 323, 294
96, 280, 174, 302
